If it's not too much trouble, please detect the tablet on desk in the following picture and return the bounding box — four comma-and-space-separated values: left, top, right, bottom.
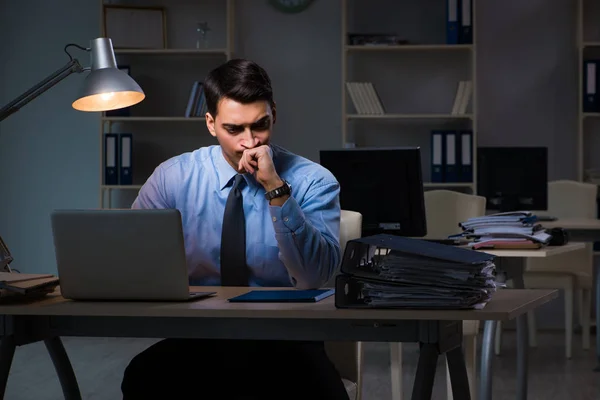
228, 289, 335, 303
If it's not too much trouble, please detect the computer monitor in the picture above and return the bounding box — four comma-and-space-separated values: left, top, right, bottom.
319, 147, 427, 237
476, 146, 548, 212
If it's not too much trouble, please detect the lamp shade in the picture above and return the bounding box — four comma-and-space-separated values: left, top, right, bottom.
72, 38, 145, 112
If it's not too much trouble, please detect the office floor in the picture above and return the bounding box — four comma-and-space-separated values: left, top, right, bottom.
5, 332, 600, 399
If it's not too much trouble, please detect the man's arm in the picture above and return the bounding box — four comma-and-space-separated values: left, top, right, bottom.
131, 166, 173, 209
269, 181, 341, 289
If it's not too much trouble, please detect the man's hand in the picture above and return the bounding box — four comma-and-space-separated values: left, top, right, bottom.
238, 145, 283, 192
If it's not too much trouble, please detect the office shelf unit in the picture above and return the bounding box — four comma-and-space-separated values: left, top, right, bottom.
98, 0, 235, 209
577, 0, 600, 183
341, 0, 477, 192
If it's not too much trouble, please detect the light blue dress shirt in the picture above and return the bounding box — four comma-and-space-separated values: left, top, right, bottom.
131, 143, 341, 289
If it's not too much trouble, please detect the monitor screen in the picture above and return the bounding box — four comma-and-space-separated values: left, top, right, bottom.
319, 147, 427, 237
476, 146, 548, 212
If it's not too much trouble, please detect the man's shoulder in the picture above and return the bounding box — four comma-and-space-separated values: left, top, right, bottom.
272, 144, 338, 188
156, 145, 216, 176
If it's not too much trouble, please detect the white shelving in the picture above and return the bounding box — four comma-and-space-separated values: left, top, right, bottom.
98, 0, 235, 209
340, 0, 478, 192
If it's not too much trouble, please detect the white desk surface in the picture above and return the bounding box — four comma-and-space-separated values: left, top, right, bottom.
540, 218, 600, 230
474, 241, 585, 258
0, 287, 557, 322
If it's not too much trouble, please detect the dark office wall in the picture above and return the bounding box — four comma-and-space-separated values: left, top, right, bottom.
477, 0, 578, 180
0, 0, 101, 274
0, 0, 581, 329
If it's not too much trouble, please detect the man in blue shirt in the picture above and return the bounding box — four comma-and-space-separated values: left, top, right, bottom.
120, 59, 349, 400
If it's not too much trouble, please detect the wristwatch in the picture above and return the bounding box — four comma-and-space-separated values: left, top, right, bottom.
264, 180, 292, 201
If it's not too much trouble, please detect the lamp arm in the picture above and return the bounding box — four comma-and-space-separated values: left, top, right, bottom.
0, 58, 84, 122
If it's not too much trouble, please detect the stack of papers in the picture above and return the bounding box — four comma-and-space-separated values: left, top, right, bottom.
361, 251, 498, 309
451, 211, 551, 249
0, 272, 58, 298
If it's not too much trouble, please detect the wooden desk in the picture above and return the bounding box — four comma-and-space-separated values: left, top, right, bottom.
0, 287, 558, 400
478, 242, 585, 258
541, 218, 600, 232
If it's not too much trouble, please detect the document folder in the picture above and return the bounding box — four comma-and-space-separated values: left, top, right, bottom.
228, 289, 334, 303
335, 234, 497, 310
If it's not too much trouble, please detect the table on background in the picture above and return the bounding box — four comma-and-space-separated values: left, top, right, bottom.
541, 218, 600, 371
472, 242, 585, 400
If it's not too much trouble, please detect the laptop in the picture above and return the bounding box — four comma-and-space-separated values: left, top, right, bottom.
50, 208, 215, 301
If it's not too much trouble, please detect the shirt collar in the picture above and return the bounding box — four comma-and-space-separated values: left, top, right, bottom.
214, 147, 239, 191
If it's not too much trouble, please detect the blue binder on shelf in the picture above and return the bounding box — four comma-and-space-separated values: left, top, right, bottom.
459, 130, 473, 182
104, 133, 119, 185
431, 130, 444, 182
444, 130, 459, 182
583, 60, 599, 113
119, 133, 133, 185
446, 0, 459, 44
459, 0, 472, 44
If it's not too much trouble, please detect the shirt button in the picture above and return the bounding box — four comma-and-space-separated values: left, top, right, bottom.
284, 217, 289, 222
272, 217, 277, 222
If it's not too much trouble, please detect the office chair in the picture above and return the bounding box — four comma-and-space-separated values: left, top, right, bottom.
324, 209, 363, 400
495, 180, 595, 359
389, 190, 485, 400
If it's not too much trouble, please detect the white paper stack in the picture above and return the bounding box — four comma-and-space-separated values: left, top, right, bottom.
451, 211, 551, 249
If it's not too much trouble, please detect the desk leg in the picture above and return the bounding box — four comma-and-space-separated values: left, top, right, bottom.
595, 263, 600, 372
44, 337, 82, 400
446, 345, 471, 400
479, 320, 496, 400
0, 335, 16, 399
511, 268, 529, 400
410, 343, 438, 400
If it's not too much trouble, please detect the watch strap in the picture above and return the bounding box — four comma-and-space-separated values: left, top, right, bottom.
264, 180, 291, 201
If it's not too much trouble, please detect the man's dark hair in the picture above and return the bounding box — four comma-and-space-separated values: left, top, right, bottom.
203, 58, 274, 117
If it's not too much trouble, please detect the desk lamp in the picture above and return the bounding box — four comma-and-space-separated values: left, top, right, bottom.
0, 37, 145, 271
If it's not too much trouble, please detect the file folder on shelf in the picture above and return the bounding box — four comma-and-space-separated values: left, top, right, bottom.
334, 234, 498, 310
104, 133, 119, 185
431, 130, 444, 182
459, 0, 472, 44
446, 0, 459, 44
119, 133, 133, 185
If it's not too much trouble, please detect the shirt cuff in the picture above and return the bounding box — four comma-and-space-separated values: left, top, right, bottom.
269, 196, 305, 233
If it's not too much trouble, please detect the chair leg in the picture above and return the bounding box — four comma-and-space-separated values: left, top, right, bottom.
494, 321, 502, 356
356, 342, 364, 400
390, 342, 403, 400
565, 287, 574, 359
527, 311, 538, 347
581, 289, 592, 350
577, 289, 584, 327
446, 358, 453, 400
464, 335, 477, 400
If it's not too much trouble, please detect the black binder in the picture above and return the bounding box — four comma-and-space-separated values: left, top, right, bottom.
334, 234, 497, 309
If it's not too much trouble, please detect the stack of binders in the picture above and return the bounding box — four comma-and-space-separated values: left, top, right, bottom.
451, 211, 552, 249
335, 234, 498, 310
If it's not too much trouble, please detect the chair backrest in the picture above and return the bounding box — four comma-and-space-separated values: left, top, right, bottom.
325, 209, 362, 385
340, 209, 362, 255
423, 190, 486, 238
548, 180, 598, 219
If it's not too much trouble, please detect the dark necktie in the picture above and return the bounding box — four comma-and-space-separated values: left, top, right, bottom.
220, 174, 249, 286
